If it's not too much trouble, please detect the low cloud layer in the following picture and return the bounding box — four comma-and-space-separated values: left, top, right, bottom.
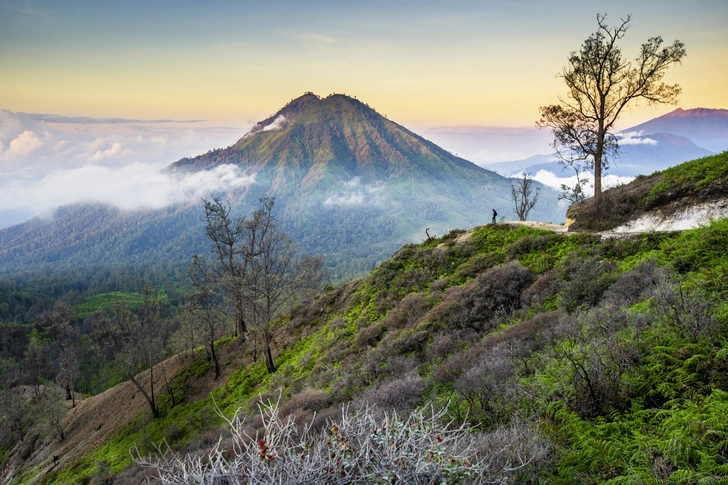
261, 115, 287, 132
323, 178, 383, 207
0, 109, 246, 176
0, 163, 255, 217
0, 108, 254, 227
529, 169, 634, 197
419, 126, 553, 164
618, 131, 658, 146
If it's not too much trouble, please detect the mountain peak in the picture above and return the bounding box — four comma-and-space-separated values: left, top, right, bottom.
662, 107, 728, 119
169, 91, 490, 184
246, 92, 321, 136
624, 107, 728, 153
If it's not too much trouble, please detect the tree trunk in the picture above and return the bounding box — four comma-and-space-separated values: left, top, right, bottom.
129, 374, 159, 419
593, 150, 603, 202
234, 298, 247, 339
210, 341, 220, 379
262, 332, 276, 373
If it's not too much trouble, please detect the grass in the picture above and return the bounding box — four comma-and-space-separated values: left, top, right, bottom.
74, 291, 168, 319
650, 150, 728, 195
30, 213, 728, 484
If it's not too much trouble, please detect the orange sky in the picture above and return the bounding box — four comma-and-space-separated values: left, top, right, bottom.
1, 0, 726, 128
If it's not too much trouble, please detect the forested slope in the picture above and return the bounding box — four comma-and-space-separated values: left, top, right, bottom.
6, 216, 728, 484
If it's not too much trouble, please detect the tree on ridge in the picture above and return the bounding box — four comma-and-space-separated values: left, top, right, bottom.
538, 13, 686, 203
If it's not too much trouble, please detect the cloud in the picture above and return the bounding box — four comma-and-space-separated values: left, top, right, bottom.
22, 113, 204, 124
323, 177, 383, 207
0, 108, 247, 177
4, 130, 43, 159
529, 169, 634, 197
324, 193, 365, 206
618, 131, 658, 146
88, 142, 133, 163
302, 33, 336, 44
261, 115, 287, 132
0, 163, 255, 215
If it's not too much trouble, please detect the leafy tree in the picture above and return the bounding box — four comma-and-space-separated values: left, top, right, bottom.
537, 13, 686, 202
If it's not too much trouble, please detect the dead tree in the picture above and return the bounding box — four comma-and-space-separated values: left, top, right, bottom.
511, 173, 540, 221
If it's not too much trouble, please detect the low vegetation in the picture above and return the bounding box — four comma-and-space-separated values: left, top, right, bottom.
2, 177, 728, 483
567, 150, 728, 231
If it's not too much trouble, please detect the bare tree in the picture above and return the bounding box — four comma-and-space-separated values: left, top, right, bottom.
244, 198, 297, 374
169, 310, 202, 363
201, 197, 310, 374
93, 286, 165, 419
537, 13, 686, 202
23, 336, 49, 398
47, 301, 80, 406
187, 255, 226, 379
295, 254, 329, 303
511, 173, 540, 221
41, 385, 67, 442
203, 196, 249, 338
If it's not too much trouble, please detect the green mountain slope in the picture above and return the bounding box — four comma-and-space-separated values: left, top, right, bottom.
10, 215, 728, 484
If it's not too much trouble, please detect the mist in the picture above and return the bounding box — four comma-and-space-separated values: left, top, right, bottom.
0, 109, 254, 228
0, 163, 255, 227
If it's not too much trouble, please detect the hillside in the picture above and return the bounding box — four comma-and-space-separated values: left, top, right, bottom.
6, 208, 728, 483
567, 150, 728, 232
0, 93, 562, 281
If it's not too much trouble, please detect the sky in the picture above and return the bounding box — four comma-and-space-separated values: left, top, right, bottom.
2, 0, 726, 126
0, 0, 726, 227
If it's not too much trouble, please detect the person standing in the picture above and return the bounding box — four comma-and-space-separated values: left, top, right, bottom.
491, 209, 497, 224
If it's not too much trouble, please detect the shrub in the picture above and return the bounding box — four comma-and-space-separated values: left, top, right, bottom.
383, 293, 431, 330
602, 258, 668, 308
653, 282, 719, 341
453, 347, 518, 427
556, 251, 617, 312
354, 321, 386, 348
504, 235, 552, 260
447, 262, 535, 332
521, 271, 557, 308
137, 399, 549, 484
392, 329, 430, 355
364, 373, 426, 410
278, 388, 329, 417
452, 252, 504, 284
163, 423, 187, 444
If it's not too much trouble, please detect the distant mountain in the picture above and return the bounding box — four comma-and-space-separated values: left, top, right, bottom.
624, 107, 728, 153
0, 93, 562, 279
489, 131, 712, 179
170, 93, 509, 195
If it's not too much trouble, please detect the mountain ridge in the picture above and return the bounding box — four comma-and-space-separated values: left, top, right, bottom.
624, 107, 728, 152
